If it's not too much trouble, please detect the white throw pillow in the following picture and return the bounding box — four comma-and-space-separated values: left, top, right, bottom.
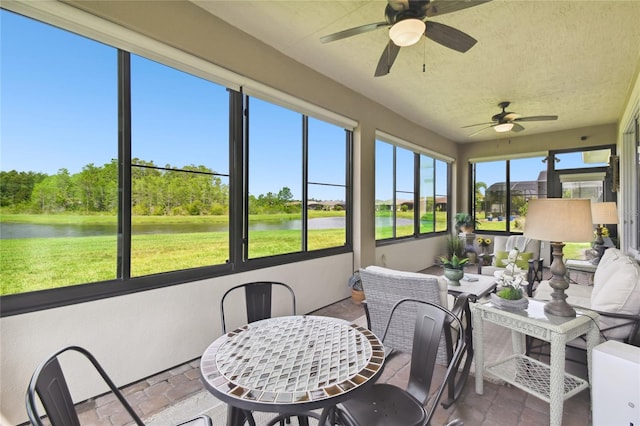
590, 255, 640, 340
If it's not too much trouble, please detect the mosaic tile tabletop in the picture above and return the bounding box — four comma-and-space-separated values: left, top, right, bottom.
200, 315, 384, 408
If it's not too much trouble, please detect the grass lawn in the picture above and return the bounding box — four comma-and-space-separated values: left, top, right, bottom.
1, 214, 347, 295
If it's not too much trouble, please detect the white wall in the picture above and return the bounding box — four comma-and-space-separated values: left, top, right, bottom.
374, 236, 448, 272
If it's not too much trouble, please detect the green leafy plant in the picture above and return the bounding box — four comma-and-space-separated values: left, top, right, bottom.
454, 212, 479, 232
348, 271, 363, 291
446, 234, 465, 258
439, 254, 469, 270
497, 286, 522, 300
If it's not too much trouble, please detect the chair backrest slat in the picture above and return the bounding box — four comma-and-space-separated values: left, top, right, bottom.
406, 303, 447, 404
26, 346, 144, 426
381, 298, 466, 425
33, 358, 81, 426
220, 281, 296, 334
244, 283, 274, 324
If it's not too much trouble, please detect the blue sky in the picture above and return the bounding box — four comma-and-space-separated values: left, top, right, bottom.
1, 9, 609, 201
0, 9, 346, 199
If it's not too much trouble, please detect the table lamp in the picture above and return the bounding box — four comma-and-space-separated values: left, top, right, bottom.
591, 201, 618, 263
591, 201, 618, 245
524, 198, 593, 317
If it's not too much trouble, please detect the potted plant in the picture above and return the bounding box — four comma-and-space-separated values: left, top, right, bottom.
490, 249, 529, 310
454, 212, 479, 234
446, 234, 464, 258
439, 254, 469, 286
348, 271, 365, 304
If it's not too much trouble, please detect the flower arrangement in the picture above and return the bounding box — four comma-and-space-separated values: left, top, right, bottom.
476, 237, 492, 248
491, 248, 529, 308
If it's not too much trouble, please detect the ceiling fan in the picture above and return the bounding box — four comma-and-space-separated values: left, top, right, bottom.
320, 0, 492, 77
463, 101, 559, 136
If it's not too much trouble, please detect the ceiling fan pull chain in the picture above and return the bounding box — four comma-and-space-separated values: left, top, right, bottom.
423, 39, 426, 72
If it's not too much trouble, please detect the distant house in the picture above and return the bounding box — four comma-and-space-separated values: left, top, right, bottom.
375, 196, 447, 212
484, 171, 547, 216
307, 200, 345, 211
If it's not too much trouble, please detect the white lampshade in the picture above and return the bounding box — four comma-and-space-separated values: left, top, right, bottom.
389, 19, 425, 47
591, 202, 618, 225
524, 198, 593, 242
494, 122, 514, 133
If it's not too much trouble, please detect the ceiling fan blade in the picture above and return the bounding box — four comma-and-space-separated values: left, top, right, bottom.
425, 21, 477, 53
511, 123, 525, 132
468, 124, 495, 137
374, 41, 401, 77
513, 115, 558, 122
461, 121, 494, 128
320, 22, 388, 44
426, 0, 493, 17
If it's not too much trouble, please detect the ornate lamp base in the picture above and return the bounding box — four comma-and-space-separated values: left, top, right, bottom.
544, 241, 576, 317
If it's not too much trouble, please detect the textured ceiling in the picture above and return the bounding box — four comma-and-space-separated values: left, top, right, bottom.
192, 0, 640, 143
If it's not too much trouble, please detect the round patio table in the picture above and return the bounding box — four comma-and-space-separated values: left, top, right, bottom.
200, 315, 384, 426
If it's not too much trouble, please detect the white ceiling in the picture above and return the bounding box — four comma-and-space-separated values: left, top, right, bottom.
192, 0, 640, 143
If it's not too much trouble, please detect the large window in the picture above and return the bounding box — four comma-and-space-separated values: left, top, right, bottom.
0, 8, 352, 314
375, 139, 450, 241
246, 98, 349, 258
307, 117, 349, 251
130, 54, 230, 276
1, 10, 119, 294
473, 156, 546, 233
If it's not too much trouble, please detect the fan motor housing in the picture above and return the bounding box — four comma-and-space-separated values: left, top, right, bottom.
385, 2, 428, 24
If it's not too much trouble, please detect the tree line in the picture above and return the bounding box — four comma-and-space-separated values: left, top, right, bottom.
0, 160, 300, 216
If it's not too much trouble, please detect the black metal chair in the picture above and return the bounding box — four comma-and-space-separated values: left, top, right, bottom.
26, 345, 212, 426
360, 268, 473, 408
335, 298, 467, 426
220, 281, 306, 426
220, 281, 297, 333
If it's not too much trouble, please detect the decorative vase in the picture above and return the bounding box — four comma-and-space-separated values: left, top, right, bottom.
444, 268, 464, 286
351, 289, 365, 304
490, 292, 529, 310
466, 251, 478, 265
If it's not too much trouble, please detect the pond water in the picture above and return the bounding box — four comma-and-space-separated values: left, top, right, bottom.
0, 217, 348, 239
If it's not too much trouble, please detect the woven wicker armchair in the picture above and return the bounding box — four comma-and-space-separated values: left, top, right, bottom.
359, 265, 473, 407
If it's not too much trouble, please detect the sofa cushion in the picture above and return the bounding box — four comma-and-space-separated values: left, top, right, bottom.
590, 253, 640, 340
534, 280, 593, 308
535, 248, 640, 342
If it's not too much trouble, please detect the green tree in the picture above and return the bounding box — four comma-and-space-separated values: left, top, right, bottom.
0, 170, 47, 210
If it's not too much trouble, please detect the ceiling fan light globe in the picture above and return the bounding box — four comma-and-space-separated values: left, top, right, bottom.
389, 19, 425, 47
494, 122, 514, 133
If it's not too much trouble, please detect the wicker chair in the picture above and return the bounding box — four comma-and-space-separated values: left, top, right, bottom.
359, 266, 473, 408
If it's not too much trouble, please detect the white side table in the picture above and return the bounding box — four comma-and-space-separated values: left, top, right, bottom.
471, 299, 600, 426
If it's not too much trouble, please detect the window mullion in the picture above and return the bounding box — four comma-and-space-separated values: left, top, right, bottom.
413, 152, 419, 236
229, 89, 244, 266
118, 49, 132, 280
302, 116, 308, 252
392, 146, 397, 238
